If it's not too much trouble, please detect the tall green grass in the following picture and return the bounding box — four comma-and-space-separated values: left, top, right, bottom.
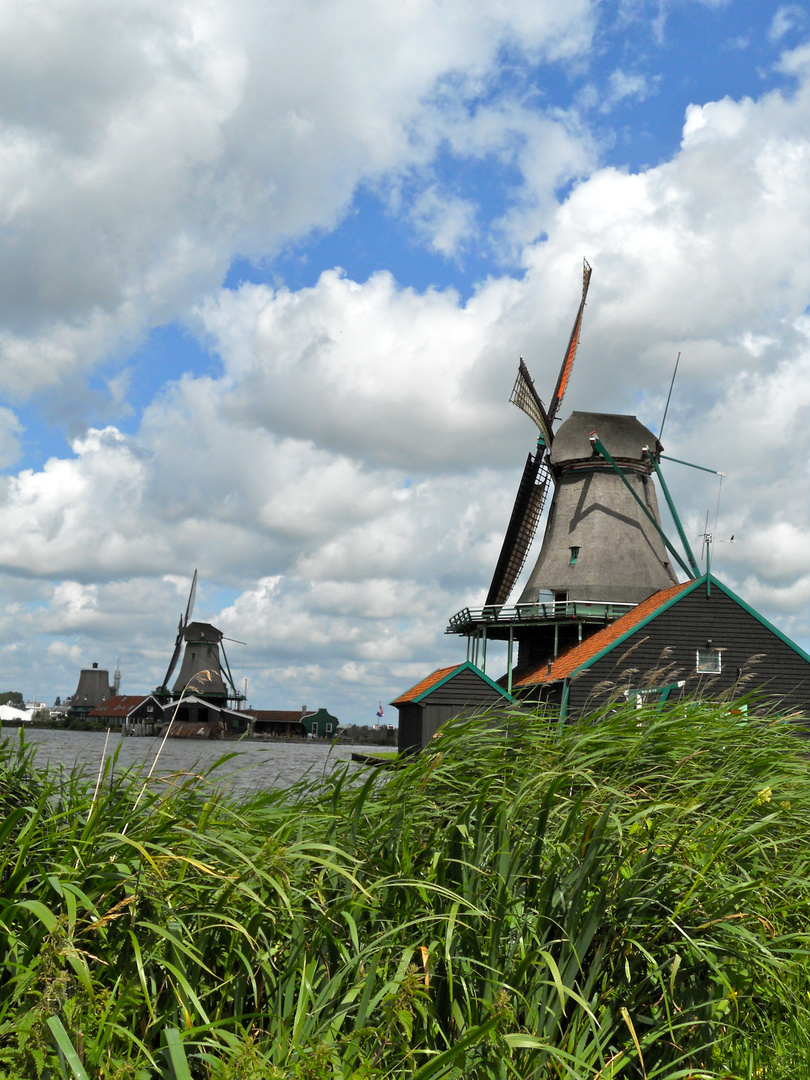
1, 702, 810, 1078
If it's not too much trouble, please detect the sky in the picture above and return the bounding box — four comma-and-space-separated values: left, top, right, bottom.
2, 0, 810, 723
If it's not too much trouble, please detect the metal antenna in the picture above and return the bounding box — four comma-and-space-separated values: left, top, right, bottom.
712, 472, 725, 541
659, 351, 680, 441
700, 509, 710, 565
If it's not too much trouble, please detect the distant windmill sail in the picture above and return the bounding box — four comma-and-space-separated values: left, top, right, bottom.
485, 451, 548, 606
161, 618, 185, 691
160, 570, 198, 692
185, 569, 197, 626
548, 258, 592, 422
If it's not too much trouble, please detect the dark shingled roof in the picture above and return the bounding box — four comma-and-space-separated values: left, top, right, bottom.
244, 709, 310, 724
550, 411, 662, 467
513, 579, 694, 687
88, 695, 153, 718
182, 622, 223, 641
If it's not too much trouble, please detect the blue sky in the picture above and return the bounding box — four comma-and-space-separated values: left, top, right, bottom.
2, 0, 810, 722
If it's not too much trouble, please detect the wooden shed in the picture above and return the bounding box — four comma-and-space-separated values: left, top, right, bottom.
89, 694, 162, 732
392, 661, 514, 752
512, 573, 810, 720
243, 709, 308, 738
162, 694, 251, 737
305, 708, 340, 738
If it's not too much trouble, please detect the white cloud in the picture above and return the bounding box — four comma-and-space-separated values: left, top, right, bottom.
196, 269, 531, 471
769, 5, 806, 43
601, 69, 654, 112
409, 186, 478, 258
0, 0, 596, 399
0, 407, 22, 467
6, 10, 810, 721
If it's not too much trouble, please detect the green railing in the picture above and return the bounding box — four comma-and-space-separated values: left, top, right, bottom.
446, 599, 635, 632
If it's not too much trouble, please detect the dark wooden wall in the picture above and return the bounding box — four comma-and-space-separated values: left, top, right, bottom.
396, 668, 511, 751
566, 585, 810, 716
422, 669, 505, 706
396, 703, 422, 752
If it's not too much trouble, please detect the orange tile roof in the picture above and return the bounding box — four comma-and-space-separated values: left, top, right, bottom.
513, 579, 696, 688
391, 664, 461, 705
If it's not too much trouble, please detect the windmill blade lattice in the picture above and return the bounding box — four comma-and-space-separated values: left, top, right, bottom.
510, 359, 553, 446
161, 619, 184, 691
160, 570, 199, 691
485, 451, 549, 606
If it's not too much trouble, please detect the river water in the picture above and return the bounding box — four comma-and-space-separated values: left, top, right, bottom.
13, 728, 367, 798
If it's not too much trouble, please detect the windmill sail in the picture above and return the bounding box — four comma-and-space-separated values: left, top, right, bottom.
510, 358, 553, 446
159, 570, 199, 692
548, 258, 592, 423
161, 618, 184, 690
485, 451, 549, 606
485, 260, 592, 608
184, 569, 197, 626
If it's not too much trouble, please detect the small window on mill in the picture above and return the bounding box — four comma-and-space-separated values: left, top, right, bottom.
696, 647, 722, 674
569, 546, 580, 565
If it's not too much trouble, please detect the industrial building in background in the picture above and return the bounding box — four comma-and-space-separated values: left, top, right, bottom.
66, 662, 115, 723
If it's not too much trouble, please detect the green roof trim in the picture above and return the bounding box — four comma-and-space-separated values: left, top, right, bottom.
567, 573, 810, 679
708, 575, 810, 666
413, 660, 515, 704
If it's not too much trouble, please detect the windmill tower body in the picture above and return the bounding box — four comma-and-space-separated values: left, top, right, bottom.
67, 662, 114, 720
71, 663, 114, 708
518, 412, 677, 606
171, 622, 228, 698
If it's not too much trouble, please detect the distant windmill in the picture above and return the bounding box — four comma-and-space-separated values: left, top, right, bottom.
157, 570, 244, 704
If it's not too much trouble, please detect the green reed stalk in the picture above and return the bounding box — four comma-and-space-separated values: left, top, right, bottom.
0, 701, 809, 1078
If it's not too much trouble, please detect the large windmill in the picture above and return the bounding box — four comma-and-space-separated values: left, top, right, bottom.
156, 570, 245, 706
447, 262, 699, 683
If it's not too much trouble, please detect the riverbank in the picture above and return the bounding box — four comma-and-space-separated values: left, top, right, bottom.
24, 715, 398, 744
1, 702, 809, 1077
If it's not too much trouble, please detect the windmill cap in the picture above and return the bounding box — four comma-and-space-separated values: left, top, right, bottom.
182, 621, 223, 642
551, 411, 662, 467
